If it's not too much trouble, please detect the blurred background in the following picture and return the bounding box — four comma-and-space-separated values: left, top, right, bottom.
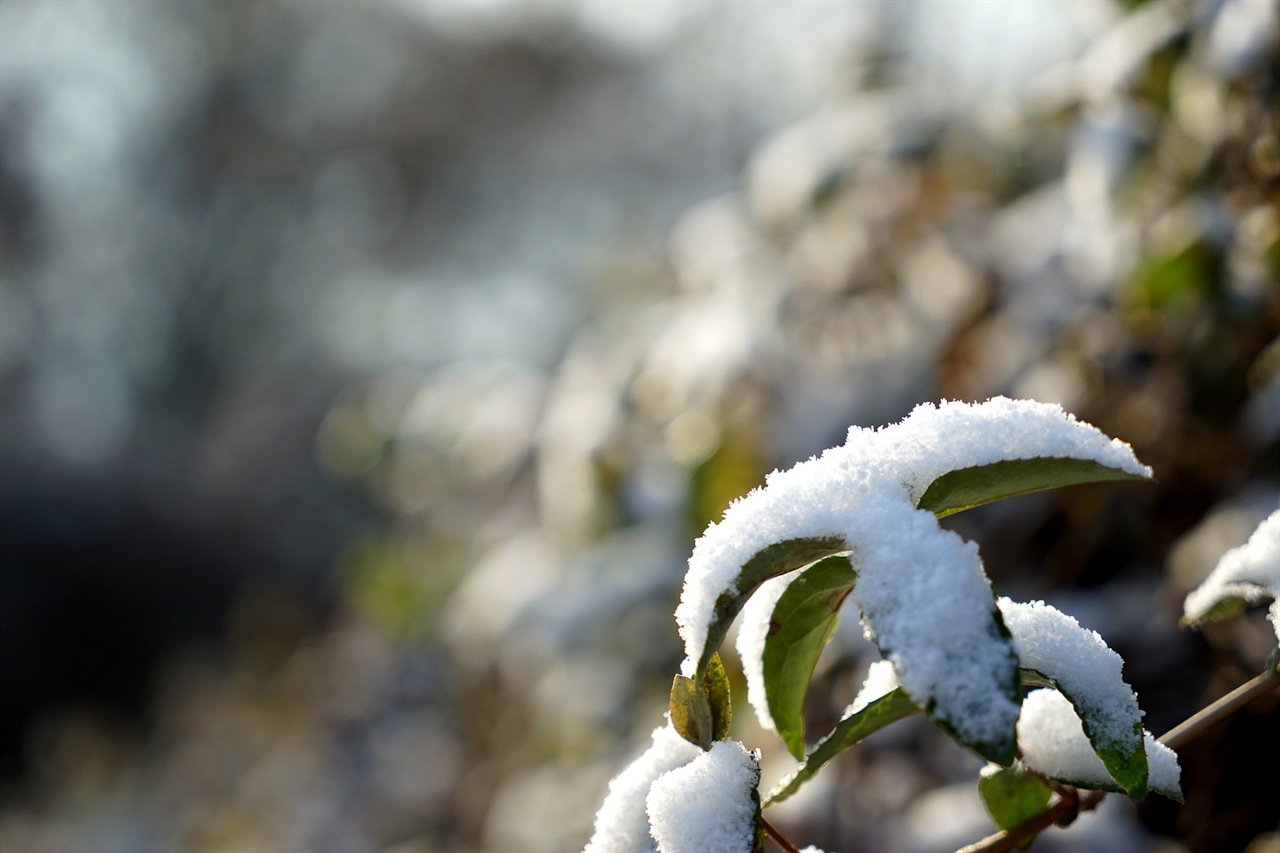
0, 0, 1276, 851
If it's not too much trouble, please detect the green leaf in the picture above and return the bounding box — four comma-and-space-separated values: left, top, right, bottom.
762, 556, 858, 758
702, 652, 733, 743
670, 675, 712, 750
1080, 722, 1147, 801
1020, 667, 1148, 801
917, 457, 1150, 519
695, 536, 848, 681
978, 764, 1053, 848
763, 687, 919, 806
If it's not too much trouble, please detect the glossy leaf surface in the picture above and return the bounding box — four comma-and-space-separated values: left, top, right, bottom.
917, 457, 1149, 519
761, 556, 857, 758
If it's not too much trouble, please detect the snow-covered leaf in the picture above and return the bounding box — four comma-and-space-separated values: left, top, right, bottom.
1183, 510, 1280, 643
760, 556, 857, 758
675, 399, 1150, 769
917, 457, 1149, 518
1000, 598, 1149, 800
1001, 600, 1151, 798
1017, 689, 1182, 802
978, 764, 1052, 847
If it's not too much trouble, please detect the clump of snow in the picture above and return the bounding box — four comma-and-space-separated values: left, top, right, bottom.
998, 598, 1143, 751
1017, 689, 1180, 797
679, 398, 1150, 746
646, 739, 761, 853
849, 495, 1021, 751
1184, 510, 1280, 641
584, 723, 703, 853
845, 659, 902, 717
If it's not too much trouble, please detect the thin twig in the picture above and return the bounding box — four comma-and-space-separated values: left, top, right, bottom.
760, 814, 802, 853
1157, 669, 1278, 750
955, 668, 1280, 853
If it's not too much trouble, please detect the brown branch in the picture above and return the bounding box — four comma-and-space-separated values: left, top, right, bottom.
955, 788, 1105, 853
1157, 669, 1278, 751
955, 668, 1280, 853
760, 814, 802, 853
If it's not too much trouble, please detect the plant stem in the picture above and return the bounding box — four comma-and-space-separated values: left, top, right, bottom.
955, 788, 1105, 853
956, 668, 1279, 853
1157, 668, 1278, 751
760, 814, 802, 853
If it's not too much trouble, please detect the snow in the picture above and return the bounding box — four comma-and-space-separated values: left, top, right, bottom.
584, 723, 703, 853
685, 397, 1149, 744
1017, 689, 1180, 797
1184, 510, 1280, 641
845, 659, 902, 717
645, 739, 761, 853
998, 598, 1143, 751
736, 568, 805, 730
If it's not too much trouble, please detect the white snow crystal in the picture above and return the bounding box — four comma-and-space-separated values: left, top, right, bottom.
1184, 510, 1280, 641
1018, 689, 1180, 797
695, 399, 1149, 745
646, 739, 761, 853
584, 724, 703, 853
844, 659, 902, 717
998, 598, 1143, 751
736, 568, 806, 731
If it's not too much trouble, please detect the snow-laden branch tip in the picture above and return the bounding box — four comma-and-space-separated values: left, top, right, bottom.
695, 398, 1150, 751
1183, 510, 1280, 642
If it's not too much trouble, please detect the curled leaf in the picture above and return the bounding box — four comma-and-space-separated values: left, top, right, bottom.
761, 556, 858, 758
917, 457, 1151, 519
1017, 689, 1181, 802
693, 537, 847, 681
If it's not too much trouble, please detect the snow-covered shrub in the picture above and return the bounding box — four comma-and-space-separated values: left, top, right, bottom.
585, 397, 1201, 853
